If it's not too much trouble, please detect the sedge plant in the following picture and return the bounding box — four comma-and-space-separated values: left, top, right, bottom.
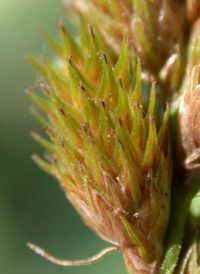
26, 1, 200, 273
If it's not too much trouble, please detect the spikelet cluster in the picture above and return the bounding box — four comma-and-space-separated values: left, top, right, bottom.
26, 0, 200, 273
27, 18, 172, 273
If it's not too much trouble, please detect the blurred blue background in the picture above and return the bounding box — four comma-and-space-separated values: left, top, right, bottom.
0, 0, 126, 273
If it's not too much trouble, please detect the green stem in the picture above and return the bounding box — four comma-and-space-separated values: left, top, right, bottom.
159, 181, 200, 274
159, 194, 189, 274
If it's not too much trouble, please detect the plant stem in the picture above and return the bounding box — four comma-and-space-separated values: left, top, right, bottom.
159, 179, 200, 274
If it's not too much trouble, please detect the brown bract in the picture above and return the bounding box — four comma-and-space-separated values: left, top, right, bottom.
187, 0, 200, 23
178, 64, 200, 169
178, 19, 200, 170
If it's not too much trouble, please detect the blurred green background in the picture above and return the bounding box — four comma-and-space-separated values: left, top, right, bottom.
0, 0, 126, 273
